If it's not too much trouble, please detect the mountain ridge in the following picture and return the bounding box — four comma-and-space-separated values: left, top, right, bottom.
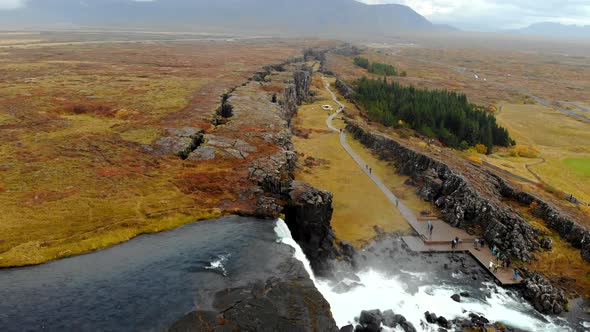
0, 0, 435, 37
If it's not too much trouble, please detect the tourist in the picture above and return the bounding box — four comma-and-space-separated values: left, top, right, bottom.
492, 246, 497, 255
496, 251, 501, 262
489, 261, 494, 270
513, 269, 519, 281
493, 264, 499, 273
506, 257, 512, 268
451, 239, 456, 250
427, 221, 433, 238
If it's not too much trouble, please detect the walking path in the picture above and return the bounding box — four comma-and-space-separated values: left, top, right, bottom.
322, 77, 520, 286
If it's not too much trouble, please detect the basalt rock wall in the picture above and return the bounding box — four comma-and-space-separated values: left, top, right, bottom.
345, 122, 541, 262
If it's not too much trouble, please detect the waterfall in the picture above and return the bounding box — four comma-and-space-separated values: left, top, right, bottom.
274, 218, 316, 283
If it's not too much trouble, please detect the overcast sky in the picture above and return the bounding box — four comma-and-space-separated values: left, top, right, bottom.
359, 0, 590, 30
0, 0, 589, 31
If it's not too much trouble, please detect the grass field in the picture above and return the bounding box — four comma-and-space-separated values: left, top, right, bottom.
0, 37, 307, 267
564, 158, 590, 177
292, 76, 432, 247
493, 103, 590, 203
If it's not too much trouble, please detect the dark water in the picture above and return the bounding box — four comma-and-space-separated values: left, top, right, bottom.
0, 216, 291, 332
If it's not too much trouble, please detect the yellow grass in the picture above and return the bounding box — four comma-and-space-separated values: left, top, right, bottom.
293, 76, 413, 247
495, 103, 590, 202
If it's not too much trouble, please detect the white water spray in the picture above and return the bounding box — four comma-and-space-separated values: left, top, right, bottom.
315, 269, 572, 332
274, 219, 316, 283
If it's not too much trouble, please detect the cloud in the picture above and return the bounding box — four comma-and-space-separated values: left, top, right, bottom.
0, 0, 25, 10
358, 0, 590, 30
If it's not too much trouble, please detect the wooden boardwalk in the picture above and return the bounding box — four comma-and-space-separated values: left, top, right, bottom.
402, 236, 520, 285
322, 77, 521, 287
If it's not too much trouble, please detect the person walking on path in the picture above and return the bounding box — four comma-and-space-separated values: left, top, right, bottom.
427, 221, 433, 238
513, 269, 519, 281
493, 263, 500, 273
489, 261, 494, 270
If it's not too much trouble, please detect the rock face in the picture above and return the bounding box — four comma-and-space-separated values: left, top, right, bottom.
151, 127, 204, 159
346, 122, 540, 262
170, 269, 338, 332
505, 188, 590, 262
282, 65, 313, 121
523, 272, 568, 314
358, 309, 382, 332
283, 181, 343, 276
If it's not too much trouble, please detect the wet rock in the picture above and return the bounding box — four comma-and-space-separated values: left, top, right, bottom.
436, 316, 450, 329
460, 291, 470, 297
400, 321, 417, 332
358, 309, 382, 332
451, 294, 461, 303
393, 314, 406, 326
382, 309, 396, 327
425, 311, 437, 324
340, 324, 354, 332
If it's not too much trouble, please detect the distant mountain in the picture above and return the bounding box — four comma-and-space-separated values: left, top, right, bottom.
514, 22, 590, 38
0, 0, 434, 37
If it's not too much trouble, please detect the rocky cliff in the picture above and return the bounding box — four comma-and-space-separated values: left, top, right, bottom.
346, 121, 540, 262
283, 181, 351, 276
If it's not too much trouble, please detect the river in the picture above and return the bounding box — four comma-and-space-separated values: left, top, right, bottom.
0, 217, 586, 331
0, 216, 298, 331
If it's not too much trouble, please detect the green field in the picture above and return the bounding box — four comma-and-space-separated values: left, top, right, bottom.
564, 158, 590, 177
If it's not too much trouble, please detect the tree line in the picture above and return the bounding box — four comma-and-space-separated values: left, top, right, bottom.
354, 57, 404, 77
352, 77, 514, 152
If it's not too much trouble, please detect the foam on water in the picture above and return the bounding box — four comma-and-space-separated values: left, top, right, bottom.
316, 269, 572, 332
274, 219, 316, 282
204, 253, 230, 276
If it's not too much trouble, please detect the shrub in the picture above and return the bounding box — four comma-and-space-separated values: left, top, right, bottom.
353, 57, 370, 69
475, 144, 488, 155
510, 145, 540, 158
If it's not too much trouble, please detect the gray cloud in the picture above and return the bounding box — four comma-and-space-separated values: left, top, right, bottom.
359, 0, 590, 30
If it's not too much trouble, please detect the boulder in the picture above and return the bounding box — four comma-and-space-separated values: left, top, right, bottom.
340, 325, 354, 332
523, 272, 568, 315
400, 321, 417, 332
393, 314, 406, 326
358, 309, 382, 332
424, 311, 437, 324
382, 309, 396, 327
459, 292, 470, 297
540, 237, 553, 250
451, 294, 461, 303
436, 316, 450, 329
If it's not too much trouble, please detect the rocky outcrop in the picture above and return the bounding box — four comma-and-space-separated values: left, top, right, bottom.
345, 122, 540, 262
500, 185, 590, 262
170, 246, 339, 332
335, 79, 354, 99
150, 127, 204, 159
522, 272, 568, 314
283, 181, 348, 276
282, 64, 313, 121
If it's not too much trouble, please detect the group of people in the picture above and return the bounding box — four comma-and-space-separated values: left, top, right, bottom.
365, 164, 372, 174
488, 245, 519, 281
